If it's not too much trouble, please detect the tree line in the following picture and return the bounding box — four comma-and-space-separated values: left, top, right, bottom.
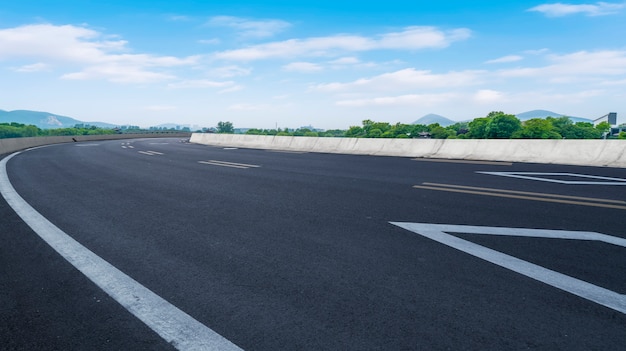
0, 122, 116, 139
214, 111, 625, 139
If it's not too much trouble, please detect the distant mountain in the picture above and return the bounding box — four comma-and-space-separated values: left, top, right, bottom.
515, 110, 593, 123
412, 114, 456, 127
0, 109, 118, 129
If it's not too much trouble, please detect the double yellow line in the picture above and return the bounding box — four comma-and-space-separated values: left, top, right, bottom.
413, 182, 626, 210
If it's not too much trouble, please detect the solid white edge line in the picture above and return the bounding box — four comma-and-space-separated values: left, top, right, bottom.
0, 151, 243, 351
390, 222, 626, 315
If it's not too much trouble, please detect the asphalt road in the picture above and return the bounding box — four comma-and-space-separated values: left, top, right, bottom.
1, 137, 625, 350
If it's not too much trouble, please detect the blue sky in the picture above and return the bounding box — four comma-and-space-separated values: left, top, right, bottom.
1, 1, 625, 129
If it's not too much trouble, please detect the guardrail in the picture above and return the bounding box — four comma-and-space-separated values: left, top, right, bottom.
0, 133, 191, 156
190, 133, 626, 168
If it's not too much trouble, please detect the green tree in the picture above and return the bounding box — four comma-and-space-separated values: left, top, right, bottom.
595, 121, 611, 138
546, 116, 572, 138
0, 125, 23, 138
446, 122, 469, 135
409, 124, 429, 138
563, 122, 602, 139
368, 128, 383, 138
389, 122, 412, 138
428, 123, 455, 139
345, 126, 366, 137
363, 120, 391, 137
22, 125, 40, 137
216, 121, 234, 134
485, 113, 522, 138
467, 117, 490, 138
513, 118, 561, 139
320, 129, 346, 137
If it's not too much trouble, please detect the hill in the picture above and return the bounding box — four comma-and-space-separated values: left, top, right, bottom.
0, 109, 117, 129
412, 114, 455, 127
515, 110, 592, 123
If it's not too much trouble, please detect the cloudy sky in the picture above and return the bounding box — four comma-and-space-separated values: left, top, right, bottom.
1, 1, 625, 129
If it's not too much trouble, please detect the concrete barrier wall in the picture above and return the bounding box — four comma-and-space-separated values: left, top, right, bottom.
190, 133, 626, 168
0, 133, 191, 156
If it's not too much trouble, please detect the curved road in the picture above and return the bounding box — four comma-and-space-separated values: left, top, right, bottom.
1, 138, 625, 350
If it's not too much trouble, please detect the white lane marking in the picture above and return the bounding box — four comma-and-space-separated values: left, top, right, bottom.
138, 151, 164, 156
0, 151, 244, 351
266, 150, 308, 154
412, 158, 513, 166
478, 172, 626, 185
390, 222, 626, 314
75, 144, 100, 147
198, 160, 261, 169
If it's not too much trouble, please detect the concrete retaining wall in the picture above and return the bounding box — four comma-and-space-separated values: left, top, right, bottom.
190, 133, 626, 168
0, 133, 191, 156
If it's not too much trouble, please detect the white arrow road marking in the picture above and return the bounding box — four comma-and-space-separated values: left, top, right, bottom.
390, 222, 626, 314
1, 150, 244, 351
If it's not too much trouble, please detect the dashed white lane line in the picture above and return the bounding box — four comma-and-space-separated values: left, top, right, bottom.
198, 160, 261, 169
0, 151, 244, 351
139, 150, 164, 156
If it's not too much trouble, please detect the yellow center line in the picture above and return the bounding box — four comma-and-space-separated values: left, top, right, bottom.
422, 182, 626, 205
413, 183, 626, 210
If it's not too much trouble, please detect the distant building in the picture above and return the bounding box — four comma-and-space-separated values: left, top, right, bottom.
593, 112, 617, 127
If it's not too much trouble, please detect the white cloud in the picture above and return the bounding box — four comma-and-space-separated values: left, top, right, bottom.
497, 89, 607, 108
168, 15, 191, 22
499, 50, 626, 83
167, 79, 236, 89
377, 27, 471, 49
198, 38, 221, 45
213, 26, 471, 61
601, 78, 626, 85
313, 68, 484, 93
336, 93, 458, 107
528, 2, 625, 17
13, 62, 50, 72
473, 89, 506, 104
283, 62, 323, 73
524, 48, 550, 55
0, 24, 198, 83
0, 24, 119, 62
209, 65, 251, 78
485, 55, 524, 64
61, 64, 176, 83
218, 85, 243, 94
228, 103, 270, 110
328, 57, 361, 65
207, 16, 291, 38
144, 105, 177, 111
